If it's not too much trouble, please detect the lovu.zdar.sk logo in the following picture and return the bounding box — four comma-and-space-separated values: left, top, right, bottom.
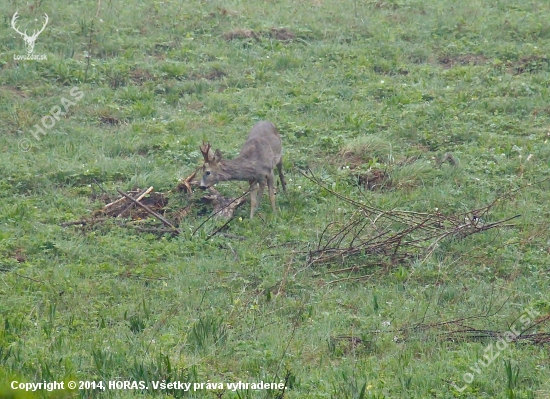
11, 10, 49, 61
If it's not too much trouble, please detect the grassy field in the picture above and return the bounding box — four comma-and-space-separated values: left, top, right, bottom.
1, 0, 550, 397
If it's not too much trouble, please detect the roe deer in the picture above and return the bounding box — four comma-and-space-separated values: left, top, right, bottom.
199, 121, 287, 218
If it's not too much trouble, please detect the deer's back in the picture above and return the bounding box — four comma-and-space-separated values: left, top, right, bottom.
239, 121, 282, 169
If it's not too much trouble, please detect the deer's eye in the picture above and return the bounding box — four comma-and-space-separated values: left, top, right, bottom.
206, 171, 211, 175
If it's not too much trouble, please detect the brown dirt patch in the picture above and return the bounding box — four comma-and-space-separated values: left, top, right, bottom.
3, 86, 27, 98
204, 68, 226, 80
191, 68, 227, 81
96, 190, 168, 220
129, 68, 154, 85
187, 101, 205, 111
373, 65, 409, 75
100, 116, 120, 125
340, 153, 370, 169
12, 248, 27, 263
223, 29, 260, 41
511, 55, 549, 74
96, 107, 122, 125
270, 27, 295, 41
439, 54, 488, 69
373, 1, 400, 10
209, 7, 240, 17
223, 27, 296, 42
356, 169, 391, 191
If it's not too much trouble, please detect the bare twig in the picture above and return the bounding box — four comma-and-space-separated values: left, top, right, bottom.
117, 186, 153, 218
116, 188, 181, 234
191, 188, 250, 236
92, 178, 110, 197
205, 216, 234, 241
104, 195, 128, 210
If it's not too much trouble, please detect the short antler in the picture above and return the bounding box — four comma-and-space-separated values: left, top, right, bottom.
199, 142, 214, 162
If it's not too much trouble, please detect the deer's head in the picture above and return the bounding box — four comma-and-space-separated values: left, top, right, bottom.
199, 142, 223, 189
11, 11, 49, 55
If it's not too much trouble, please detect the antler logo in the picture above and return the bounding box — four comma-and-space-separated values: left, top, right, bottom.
11, 11, 49, 56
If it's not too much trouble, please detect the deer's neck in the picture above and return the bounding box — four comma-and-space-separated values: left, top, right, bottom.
218, 157, 258, 182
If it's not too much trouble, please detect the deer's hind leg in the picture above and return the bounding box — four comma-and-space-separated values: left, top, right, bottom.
276, 159, 287, 192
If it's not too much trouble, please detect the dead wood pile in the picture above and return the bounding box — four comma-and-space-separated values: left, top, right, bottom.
61, 171, 246, 237
301, 169, 521, 269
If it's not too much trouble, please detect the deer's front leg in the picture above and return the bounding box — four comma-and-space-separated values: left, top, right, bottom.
266, 172, 276, 213
257, 177, 266, 210
249, 181, 258, 219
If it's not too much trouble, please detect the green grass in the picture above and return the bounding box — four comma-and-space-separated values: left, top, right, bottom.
1, 0, 550, 398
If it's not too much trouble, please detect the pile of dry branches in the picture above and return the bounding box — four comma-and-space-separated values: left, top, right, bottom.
302, 169, 520, 268
61, 171, 247, 237
331, 313, 550, 349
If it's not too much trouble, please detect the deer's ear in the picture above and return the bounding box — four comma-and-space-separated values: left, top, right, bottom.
213, 149, 223, 163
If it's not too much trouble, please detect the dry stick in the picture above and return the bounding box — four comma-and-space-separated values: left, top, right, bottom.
191, 188, 251, 236
104, 194, 130, 210
309, 227, 392, 264
116, 188, 181, 234
117, 186, 153, 218
95, 0, 101, 17
92, 178, 110, 197
205, 216, 234, 241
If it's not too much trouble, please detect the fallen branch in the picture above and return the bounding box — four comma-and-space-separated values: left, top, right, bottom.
201, 187, 247, 219
192, 188, 250, 236
103, 195, 128, 210
117, 186, 153, 218
205, 216, 234, 241
92, 178, 110, 197
116, 188, 181, 235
